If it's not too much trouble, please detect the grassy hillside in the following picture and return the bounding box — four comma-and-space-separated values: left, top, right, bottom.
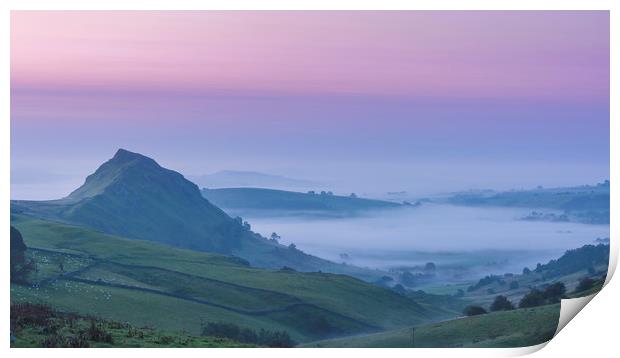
10, 214, 444, 343
201, 187, 401, 216
301, 304, 560, 348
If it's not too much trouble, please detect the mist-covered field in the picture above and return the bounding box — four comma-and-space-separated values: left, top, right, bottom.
244, 203, 609, 277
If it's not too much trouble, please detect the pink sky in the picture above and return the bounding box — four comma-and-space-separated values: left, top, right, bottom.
11, 11, 609, 103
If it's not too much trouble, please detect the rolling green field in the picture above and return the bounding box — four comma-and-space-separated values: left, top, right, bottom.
11, 214, 446, 343
301, 304, 560, 348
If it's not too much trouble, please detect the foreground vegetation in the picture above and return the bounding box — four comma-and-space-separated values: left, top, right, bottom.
11, 303, 253, 348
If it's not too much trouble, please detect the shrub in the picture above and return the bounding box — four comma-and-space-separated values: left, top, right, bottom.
83, 320, 113, 343
463, 305, 487, 316
201, 322, 295, 347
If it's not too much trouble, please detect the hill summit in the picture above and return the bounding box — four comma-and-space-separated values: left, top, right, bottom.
48, 149, 246, 253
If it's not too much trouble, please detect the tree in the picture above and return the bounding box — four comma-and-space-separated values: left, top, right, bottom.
269, 232, 281, 243
463, 305, 487, 316
509, 281, 520, 290
392, 284, 407, 295
522, 267, 531, 275
424, 262, 436, 271
399, 271, 417, 287
288, 243, 297, 250
490, 295, 515, 311
519, 289, 546, 308
349, 193, 357, 198
574, 277, 596, 293
543, 282, 566, 302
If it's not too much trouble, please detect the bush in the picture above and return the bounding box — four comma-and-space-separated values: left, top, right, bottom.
83, 320, 113, 343
490, 295, 515, 312
463, 305, 487, 316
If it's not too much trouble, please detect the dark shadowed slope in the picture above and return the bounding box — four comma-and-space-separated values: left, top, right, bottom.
10, 149, 382, 279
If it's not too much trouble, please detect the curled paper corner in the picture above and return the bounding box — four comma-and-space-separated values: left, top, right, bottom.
552, 249, 616, 339
554, 294, 597, 336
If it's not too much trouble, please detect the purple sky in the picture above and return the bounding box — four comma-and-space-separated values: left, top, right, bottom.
11, 11, 610, 199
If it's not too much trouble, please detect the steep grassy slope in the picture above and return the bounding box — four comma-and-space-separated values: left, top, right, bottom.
201, 187, 401, 216
301, 304, 560, 348
10, 214, 442, 343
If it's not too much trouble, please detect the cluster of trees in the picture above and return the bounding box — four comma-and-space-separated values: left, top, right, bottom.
201, 322, 296, 347
306, 190, 334, 196
467, 275, 505, 292
518, 282, 566, 308
463, 295, 515, 316
399, 270, 434, 287
464, 282, 568, 317
573, 276, 604, 294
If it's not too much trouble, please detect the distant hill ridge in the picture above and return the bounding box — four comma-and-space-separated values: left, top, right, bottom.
201, 187, 401, 214
190, 170, 319, 190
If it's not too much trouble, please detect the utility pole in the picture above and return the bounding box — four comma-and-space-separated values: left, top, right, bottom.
412, 327, 415, 347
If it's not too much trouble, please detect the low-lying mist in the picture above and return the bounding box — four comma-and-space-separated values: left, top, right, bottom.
243, 203, 609, 275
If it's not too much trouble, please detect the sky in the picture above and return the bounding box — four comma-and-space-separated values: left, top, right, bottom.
11, 11, 610, 200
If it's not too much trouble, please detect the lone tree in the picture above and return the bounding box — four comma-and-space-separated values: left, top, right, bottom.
463, 305, 487, 316
424, 262, 436, 271
490, 295, 515, 312
269, 232, 281, 243
519, 289, 546, 308
543, 282, 566, 303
